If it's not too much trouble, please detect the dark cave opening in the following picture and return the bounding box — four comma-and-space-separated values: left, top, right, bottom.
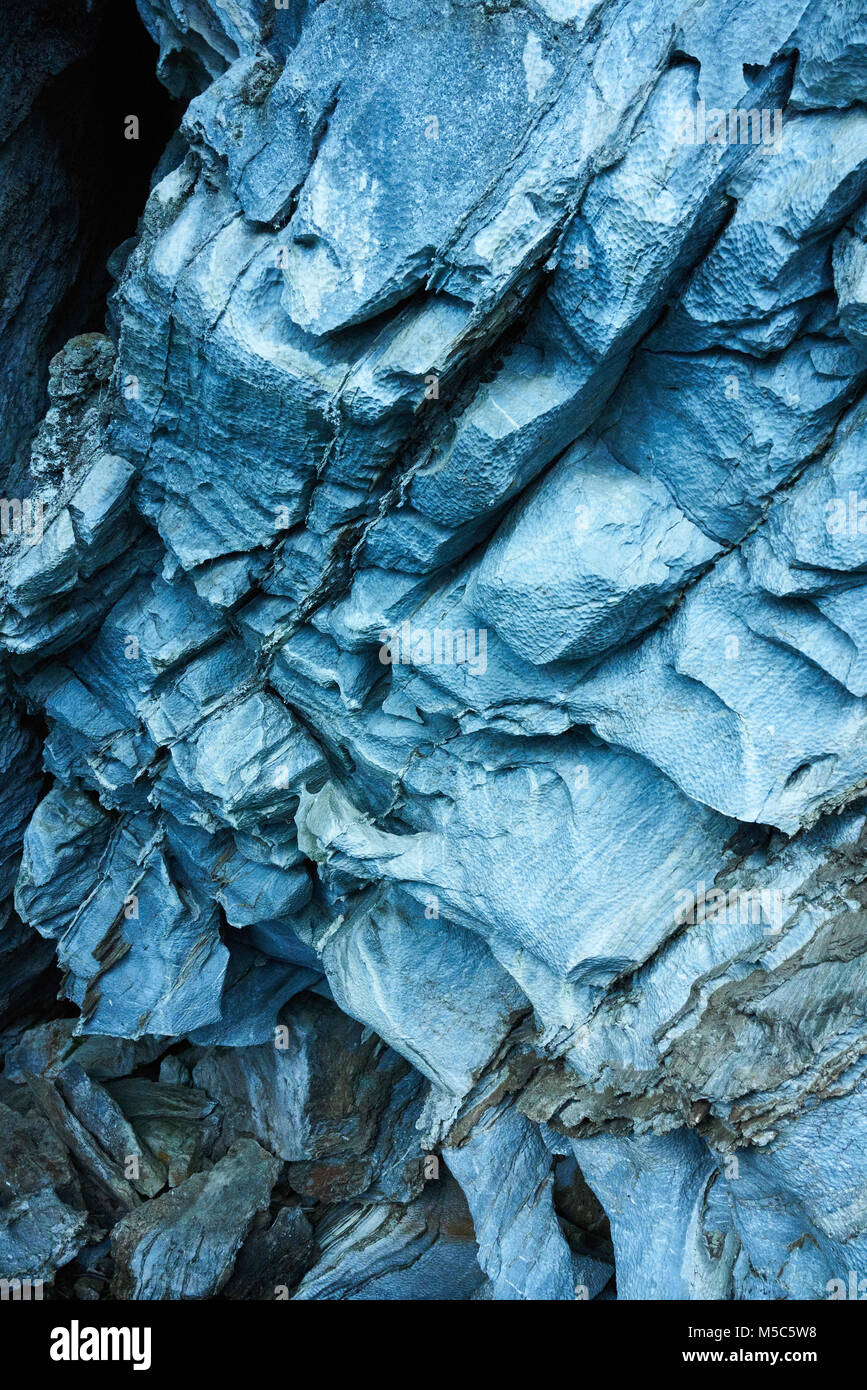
0, 0, 183, 490
44, 0, 183, 356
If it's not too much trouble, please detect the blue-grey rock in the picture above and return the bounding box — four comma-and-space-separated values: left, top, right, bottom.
468, 438, 720, 664
314, 885, 528, 1098
834, 207, 867, 349
0, 1097, 89, 1284
789, 0, 867, 111
292, 1172, 484, 1301
445, 1103, 611, 1300
569, 1129, 739, 1300
3, 1020, 164, 1085
654, 110, 867, 357
2, 0, 867, 1304
109, 1138, 280, 1298
193, 993, 427, 1202
105, 1078, 218, 1188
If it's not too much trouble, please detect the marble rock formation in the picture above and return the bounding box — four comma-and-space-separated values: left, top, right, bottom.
1, 0, 866, 1302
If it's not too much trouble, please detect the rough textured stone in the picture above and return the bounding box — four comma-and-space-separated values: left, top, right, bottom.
110, 1139, 280, 1299
1, 0, 866, 1304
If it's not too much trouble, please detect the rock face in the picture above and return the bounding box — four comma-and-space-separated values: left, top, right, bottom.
0, 0, 866, 1301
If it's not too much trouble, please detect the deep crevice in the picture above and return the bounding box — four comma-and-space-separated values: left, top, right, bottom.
44, 0, 183, 355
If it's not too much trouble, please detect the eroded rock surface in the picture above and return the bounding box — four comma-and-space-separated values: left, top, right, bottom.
1, 0, 866, 1301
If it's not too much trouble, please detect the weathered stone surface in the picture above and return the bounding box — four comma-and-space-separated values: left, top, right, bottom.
292, 1172, 484, 1301
0, 1097, 89, 1284
2, 0, 867, 1304
4, 1021, 165, 1085
445, 1102, 612, 1301
193, 993, 426, 1202
468, 438, 720, 664
110, 1138, 279, 1299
